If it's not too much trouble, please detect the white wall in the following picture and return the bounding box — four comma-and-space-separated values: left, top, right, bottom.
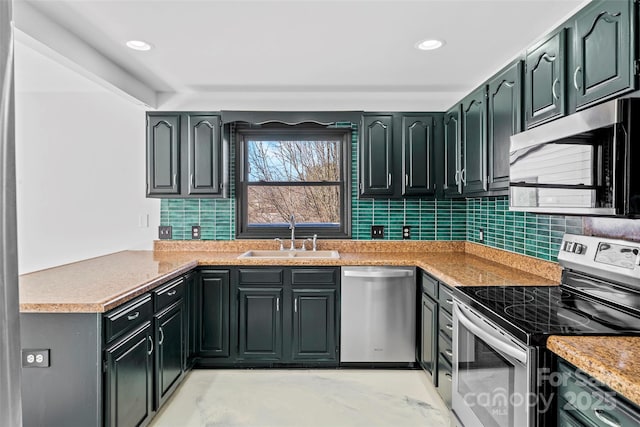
15, 42, 159, 274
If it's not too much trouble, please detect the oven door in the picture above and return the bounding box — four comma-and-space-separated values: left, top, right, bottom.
453, 302, 533, 427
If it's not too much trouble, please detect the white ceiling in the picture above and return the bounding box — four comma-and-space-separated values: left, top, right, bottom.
18, 0, 589, 110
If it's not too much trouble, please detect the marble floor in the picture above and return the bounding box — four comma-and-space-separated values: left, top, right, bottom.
149, 369, 452, 427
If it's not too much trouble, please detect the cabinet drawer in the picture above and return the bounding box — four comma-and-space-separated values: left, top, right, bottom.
558, 361, 640, 427
154, 277, 185, 311
438, 284, 454, 314
439, 309, 453, 341
292, 268, 336, 286
422, 273, 438, 300
238, 269, 283, 284
438, 331, 453, 365
104, 294, 153, 344
436, 354, 452, 409
557, 405, 586, 427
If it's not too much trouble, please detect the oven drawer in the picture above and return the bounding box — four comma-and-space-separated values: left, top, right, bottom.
558, 361, 640, 427
438, 284, 454, 314
439, 309, 453, 341
438, 331, 453, 365
436, 354, 452, 409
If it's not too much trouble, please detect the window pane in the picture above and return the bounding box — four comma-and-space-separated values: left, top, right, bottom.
247, 185, 340, 226
246, 139, 340, 182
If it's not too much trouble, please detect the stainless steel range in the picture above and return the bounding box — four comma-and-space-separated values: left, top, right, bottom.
452, 234, 640, 427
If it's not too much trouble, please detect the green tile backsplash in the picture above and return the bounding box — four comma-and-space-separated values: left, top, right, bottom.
159, 124, 582, 262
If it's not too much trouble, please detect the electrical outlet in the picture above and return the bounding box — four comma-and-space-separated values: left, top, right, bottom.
402, 226, 411, 240
158, 226, 172, 239
191, 225, 201, 239
371, 225, 384, 239
22, 349, 50, 368
479, 228, 484, 243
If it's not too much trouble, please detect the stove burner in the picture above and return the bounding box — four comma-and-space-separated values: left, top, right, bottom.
504, 304, 592, 328
474, 287, 535, 303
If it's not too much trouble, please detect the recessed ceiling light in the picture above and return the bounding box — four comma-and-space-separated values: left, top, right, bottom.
126, 40, 152, 51
416, 39, 445, 51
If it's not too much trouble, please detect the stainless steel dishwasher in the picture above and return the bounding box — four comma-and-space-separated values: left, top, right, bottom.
340, 266, 416, 363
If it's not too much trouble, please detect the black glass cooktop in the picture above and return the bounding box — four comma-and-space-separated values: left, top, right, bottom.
455, 285, 640, 346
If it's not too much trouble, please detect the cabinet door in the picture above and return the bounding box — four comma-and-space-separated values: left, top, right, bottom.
402, 115, 435, 196
291, 289, 337, 361
104, 322, 153, 427
154, 302, 184, 409
360, 115, 394, 197
573, 0, 635, 109
443, 108, 462, 197
147, 114, 180, 196
421, 294, 438, 382
488, 61, 523, 192
461, 87, 488, 194
187, 114, 223, 195
238, 287, 283, 360
525, 30, 566, 128
198, 270, 230, 357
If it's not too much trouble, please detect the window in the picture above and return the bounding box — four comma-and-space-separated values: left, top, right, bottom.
236, 124, 351, 239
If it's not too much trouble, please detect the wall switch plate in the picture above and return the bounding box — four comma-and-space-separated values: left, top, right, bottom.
371, 225, 384, 239
159, 226, 172, 239
22, 349, 50, 368
191, 225, 201, 239
479, 228, 484, 243
402, 226, 411, 240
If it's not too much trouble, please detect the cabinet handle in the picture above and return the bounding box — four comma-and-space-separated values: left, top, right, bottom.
573, 66, 582, 90
593, 409, 621, 427
405, 174, 409, 186
159, 327, 165, 345
127, 311, 140, 321
190, 173, 194, 187
552, 78, 560, 100
445, 349, 453, 357
167, 290, 177, 296
454, 170, 460, 186
460, 169, 466, 184
446, 299, 454, 305
387, 173, 392, 187
445, 324, 453, 331
445, 372, 452, 381
294, 298, 298, 313
276, 297, 280, 312
147, 336, 154, 355
173, 173, 177, 186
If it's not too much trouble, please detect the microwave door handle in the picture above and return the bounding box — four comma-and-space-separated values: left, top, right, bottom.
454, 304, 528, 365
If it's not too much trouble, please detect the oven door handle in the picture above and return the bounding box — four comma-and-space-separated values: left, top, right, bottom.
454, 304, 528, 366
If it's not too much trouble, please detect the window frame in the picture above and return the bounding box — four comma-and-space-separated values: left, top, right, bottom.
235, 124, 352, 239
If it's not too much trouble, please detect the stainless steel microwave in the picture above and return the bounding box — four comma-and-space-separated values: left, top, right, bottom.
509, 98, 640, 217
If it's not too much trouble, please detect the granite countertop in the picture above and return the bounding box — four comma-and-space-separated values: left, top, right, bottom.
19, 241, 559, 313
547, 336, 640, 407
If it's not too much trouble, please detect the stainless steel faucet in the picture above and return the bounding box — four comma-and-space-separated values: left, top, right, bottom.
289, 214, 296, 250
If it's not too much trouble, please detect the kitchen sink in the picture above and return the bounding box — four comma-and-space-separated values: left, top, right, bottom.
237, 249, 340, 259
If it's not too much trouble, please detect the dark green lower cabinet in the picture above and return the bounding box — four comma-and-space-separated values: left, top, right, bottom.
238, 287, 283, 360
197, 270, 230, 357
292, 289, 336, 361
104, 322, 153, 427
154, 302, 184, 409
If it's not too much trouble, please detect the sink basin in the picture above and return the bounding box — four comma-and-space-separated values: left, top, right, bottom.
237, 250, 340, 259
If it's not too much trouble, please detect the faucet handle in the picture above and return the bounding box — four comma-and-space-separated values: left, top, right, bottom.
274, 238, 284, 251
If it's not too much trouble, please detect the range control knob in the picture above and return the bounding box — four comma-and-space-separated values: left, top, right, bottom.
573, 244, 584, 254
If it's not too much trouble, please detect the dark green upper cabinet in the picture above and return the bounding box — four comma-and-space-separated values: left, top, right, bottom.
461, 87, 488, 195
187, 115, 223, 196
146, 112, 226, 199
147, 114, 180, 196
487, 60, 523, 193
443, 107, 462, 197
402, 115, 435, 196
237, 287, 283, 361
525, 29, 567, 128
360, 114, 394, 197
572, 0, 636, 109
